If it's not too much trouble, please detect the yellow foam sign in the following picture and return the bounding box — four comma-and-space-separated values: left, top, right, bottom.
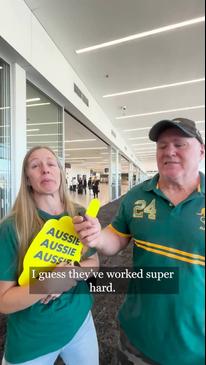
18, 198, 100, 286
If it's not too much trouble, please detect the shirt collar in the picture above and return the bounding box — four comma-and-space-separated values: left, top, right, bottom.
37, 209, 67, 221
198, 172, 205, 194
143, 172, 205, 194
143, 174, 159, 192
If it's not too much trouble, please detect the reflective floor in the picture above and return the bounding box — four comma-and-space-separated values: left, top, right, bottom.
67, 182, 129, 209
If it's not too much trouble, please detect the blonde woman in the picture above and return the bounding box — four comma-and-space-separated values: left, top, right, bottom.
0, 146, 99, 365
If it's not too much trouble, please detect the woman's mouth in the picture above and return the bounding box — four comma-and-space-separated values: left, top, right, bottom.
41, 179, 54, 183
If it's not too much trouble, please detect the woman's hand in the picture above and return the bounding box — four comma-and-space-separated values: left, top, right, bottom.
40, 293, 61, 304
39, 262, 77, 304
41, 253, 100, 304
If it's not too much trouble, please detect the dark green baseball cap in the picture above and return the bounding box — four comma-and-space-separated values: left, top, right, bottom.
149, 118, 204, 144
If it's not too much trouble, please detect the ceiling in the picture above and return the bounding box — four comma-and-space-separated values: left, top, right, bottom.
26, 82, 131, 174
24, 0, 205, 170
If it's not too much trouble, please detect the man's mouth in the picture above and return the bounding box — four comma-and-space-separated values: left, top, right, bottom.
164, 161, 179, 166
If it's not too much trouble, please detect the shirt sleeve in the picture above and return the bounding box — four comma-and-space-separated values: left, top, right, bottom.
81, 247, 97, 260
109, 198, 131, 237
0, 218, 19, 281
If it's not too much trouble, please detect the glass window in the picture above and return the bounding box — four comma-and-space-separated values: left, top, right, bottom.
26, 82, 63, 158
120, 155, 129, 194
0, 58, 11, 219
64, 111, 110, 206
132, 165, 137, 187
110, 148, 121, 200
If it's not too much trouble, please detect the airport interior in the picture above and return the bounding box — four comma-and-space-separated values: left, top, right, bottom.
0, 1, 205, 364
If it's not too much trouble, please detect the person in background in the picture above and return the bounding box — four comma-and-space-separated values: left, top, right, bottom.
0, 146, 99, 365
83, 177, 87, 195
92, 178, 100, 199
74, 118, 205, 365
88, 177, 93, 194
77, 177, 84, 194
72, 176, 77, 192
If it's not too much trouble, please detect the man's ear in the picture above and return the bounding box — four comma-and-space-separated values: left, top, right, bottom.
200, 144, 205, 160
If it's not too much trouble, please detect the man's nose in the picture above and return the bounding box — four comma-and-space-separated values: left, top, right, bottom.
164, 144, 177, 156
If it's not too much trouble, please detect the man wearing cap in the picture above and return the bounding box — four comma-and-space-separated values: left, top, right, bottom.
74, 118, 205, 365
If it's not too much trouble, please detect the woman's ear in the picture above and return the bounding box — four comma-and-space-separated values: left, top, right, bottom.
26, 177, 31, 186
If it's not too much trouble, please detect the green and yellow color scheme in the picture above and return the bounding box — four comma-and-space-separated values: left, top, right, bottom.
18, 198, 100, 286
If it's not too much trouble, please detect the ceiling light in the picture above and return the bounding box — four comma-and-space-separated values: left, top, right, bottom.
86, 161, 109, 163
134, 144, 156, 148
132, 142, 155, 146
100, 152, 116, 155
128, 136, 149, 141
123, 127, 151, 132
134, 150, 156, 154
26, 102, 51, 107
137, 155, 156, 158
65, 147, 107, 151
65, 138, 97, 143
76, 16, 204, 54
0, 106, 10, 110
138, 153, 156, 156
122, 121, 205, 133
133, 146, 156, 151
27, 133, 61, 137
26, 98, 41, 102
26, 128, 40, 132
68, 157, 102, 160
136, 154, 156, 157
0, 66, 3, 70
27, 122, 62, 126
116, 105, 205, 120
134, 149, 156, 153
27, 141, 59, 144
103, 78, 205, 98
137, 155, 156, 161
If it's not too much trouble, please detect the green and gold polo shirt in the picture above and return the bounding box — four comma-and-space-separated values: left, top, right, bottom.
110, 172, 205, 365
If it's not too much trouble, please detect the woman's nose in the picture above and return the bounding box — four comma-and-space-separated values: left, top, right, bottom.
41, 164, 49, 173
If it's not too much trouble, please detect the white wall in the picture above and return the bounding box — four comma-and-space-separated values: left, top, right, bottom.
0, 0, 144, 171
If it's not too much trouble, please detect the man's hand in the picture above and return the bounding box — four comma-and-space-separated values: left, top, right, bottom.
73, 215, 102, 249
74, 216, 129, 257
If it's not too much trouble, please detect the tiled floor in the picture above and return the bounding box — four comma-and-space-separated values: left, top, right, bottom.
67, 182, 129, 208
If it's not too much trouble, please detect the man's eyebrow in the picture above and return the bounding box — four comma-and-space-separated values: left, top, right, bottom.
157, 137, 187, 143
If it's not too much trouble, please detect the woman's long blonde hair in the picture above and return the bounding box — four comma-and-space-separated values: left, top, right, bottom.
10, 146, 74, 274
